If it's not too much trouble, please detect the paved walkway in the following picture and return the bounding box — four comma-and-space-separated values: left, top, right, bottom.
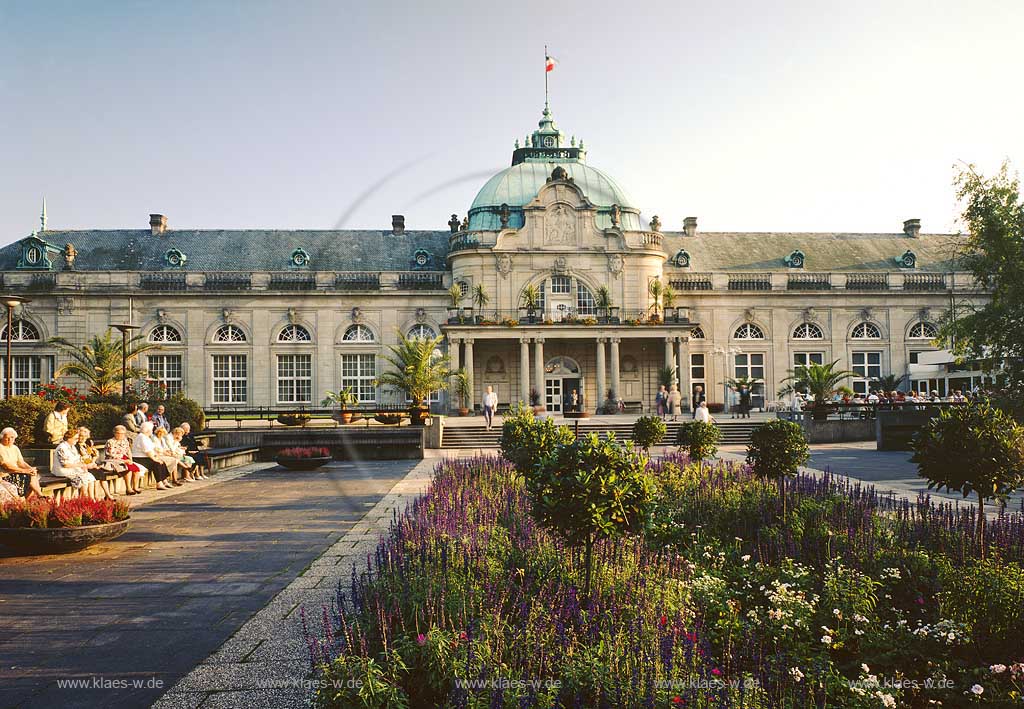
0, 459, 414, 709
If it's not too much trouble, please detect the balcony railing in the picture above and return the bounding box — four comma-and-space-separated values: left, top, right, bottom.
398, 272, 444, 290
904, 273, 947, 291
449, 234, 483, 252
140, 273, 187, 291
670, 273, 713, 291
728, 274, 771, 291
787, 273, 831, 291
269, 272, 317, 291
846, 273, 889, 291
442, 307, 694, 327
334, 273, 381, 291
204, 273, 252, 290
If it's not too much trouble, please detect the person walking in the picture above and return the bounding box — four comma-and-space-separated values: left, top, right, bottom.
739, 385, 752, 419
667, 384, 682, 421
691, 385, 706, 419
482, 385, 498, 431
655, 385, 667, 418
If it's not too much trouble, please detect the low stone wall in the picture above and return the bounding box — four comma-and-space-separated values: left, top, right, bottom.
775, 414, 875, 443
211, 427, 425, 461
876, 409, 941, 451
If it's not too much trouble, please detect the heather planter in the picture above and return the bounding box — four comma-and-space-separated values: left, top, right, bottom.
276, 456, 331, 470
0, 518, 130, 555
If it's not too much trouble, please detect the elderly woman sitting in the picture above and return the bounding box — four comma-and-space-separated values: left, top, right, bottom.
75, 426, 120, 500
131, 421, 178, 491
162, 427, 198, 482
0, 427, 42, 501
53, 430, 103, 500
104, 425, 145, 495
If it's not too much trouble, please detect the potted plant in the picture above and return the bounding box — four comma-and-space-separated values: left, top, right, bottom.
454, 368, 471, 416
529, 387, 545, 414
471, 283, 490, 324
275, 446, 332, 470
647, 279, 665, 320
661, 285, 677, 322
519, 284, 541, 324
375, 331, 451, 426
781, 360, 856, 421
595, 286, 613, 323
276, 412, 311, 427
446, 284, 463, 324
0, 497, 131, 555
322, 387, 359, 424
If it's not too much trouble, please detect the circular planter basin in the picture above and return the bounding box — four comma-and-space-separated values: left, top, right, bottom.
374, 414, 404, 425
0, 518, 131, 555
275, 456, 331, 471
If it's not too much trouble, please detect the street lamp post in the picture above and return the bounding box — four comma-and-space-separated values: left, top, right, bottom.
111, 323, 140, 404
713, 345, 741, 415
2, 295, 31, 400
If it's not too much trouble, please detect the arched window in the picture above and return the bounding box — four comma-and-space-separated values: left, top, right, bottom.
0, 320, 40, 342
406, 324, 436, 340
792, 322, 824, 340
213, 324, 247, 343
278, 324, 312, 343
733, 323, 765, 340
689, 326, 706, 339
851, 322, 882, 339
342, 324, 375, 342
149, 324, 182, 343
908, 321, 939, 339
576, 281, 596, 315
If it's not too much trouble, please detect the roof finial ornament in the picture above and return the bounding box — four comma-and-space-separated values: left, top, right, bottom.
40, 197, 47, 232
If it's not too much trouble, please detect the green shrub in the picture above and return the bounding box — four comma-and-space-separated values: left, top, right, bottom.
0, 395, 55, 446
73, 403, 123, 440
162, 393, 206, 431
527, 433, 655, 597
936, 557, 1024, 660
314, 651, 409, 708
746, 419, 810, 517
499, 403, 573, 477
632, 415, 667, 452
676, 420, 720, 471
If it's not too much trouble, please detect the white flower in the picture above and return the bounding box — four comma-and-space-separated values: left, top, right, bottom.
971, 684, 984, 695
861, 663, 871, 674
821, 635, 833, 644
946, 632, 956, 642
833, 608, 842, 617
880, 694, 896, 708
990, 664, 1007, 674
854, 629, 864, 636
741, 555, 751, 562
789, 667, 804, 682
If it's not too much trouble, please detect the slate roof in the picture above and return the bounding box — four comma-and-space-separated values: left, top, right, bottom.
662, 231, 965, 272
0, 230, 452, 272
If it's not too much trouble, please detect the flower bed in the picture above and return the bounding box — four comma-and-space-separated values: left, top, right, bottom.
0, 497, 132, 553
306, 454, 1024, 707
276, 446, 331, 470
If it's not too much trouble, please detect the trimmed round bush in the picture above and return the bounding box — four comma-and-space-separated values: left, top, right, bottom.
162, 393, 206, 432
632, 415, 667, 451
676, 420, 721, 467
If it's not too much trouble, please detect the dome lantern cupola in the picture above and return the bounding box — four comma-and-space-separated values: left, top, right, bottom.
511, 107, 586, 166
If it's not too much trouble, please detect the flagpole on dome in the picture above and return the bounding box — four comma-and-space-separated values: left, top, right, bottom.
544, 45, 549, 114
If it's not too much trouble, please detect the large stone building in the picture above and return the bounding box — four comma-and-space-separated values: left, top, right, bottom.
0, 108, 985, 412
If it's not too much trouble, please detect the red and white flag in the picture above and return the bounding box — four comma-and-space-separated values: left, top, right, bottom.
545, 54, 557, 72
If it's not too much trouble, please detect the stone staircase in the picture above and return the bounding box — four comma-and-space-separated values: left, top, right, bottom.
441, 419, 762, 449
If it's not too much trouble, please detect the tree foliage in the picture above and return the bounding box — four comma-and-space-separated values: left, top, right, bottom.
49, 330, 160, 397
746, 419, 810, 518
782, 360, 856, 406
942, 162, 1024, 409
632, 415, 666, 452
910, 402, 1024, 555
499, 404, 574, 478
374, 332, 451, 407
676, 421, 720, 471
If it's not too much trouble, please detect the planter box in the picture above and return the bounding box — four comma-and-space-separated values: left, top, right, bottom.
275, 455, 331, 470
0, 518, 131, 555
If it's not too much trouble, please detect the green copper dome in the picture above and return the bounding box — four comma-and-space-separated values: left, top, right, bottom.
467, 109, 642, 231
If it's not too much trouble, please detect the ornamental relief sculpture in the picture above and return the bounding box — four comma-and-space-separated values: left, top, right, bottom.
607, 254, 624, 278
544, 203, 576, 245
495, 253, 513, 278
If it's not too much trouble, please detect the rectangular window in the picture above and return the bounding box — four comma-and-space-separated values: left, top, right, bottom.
793, 352, 824, 368
147, 355, 183, 397
851, 351, 882, 394
690, 353, 705, 381
212, 354, 247, 404
734, 353, 764, 380
277, 354, 312, 404
0, 355, 41, 397
550, 275, 571, 294
341, 354, 376, 403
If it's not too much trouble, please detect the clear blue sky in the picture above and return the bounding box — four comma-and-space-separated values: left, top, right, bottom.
1, 0, 1021, 243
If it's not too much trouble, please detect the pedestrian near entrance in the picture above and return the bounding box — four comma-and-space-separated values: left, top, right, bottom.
655, 385, 667, 418
482, 386, 498, 431
739, 385, 752, 419
691, 385, 706, 419
694, 400, 716, 424
667, 384, 682, 421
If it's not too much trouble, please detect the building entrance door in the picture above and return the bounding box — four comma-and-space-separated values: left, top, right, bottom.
544, 356, 584, 413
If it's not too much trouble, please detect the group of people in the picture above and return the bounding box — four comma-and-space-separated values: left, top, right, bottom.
655, 384, 684, 420
0, 400, 208, 504
789, 387, 977, 411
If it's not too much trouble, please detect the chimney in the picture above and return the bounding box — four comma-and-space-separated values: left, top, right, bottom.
149, 214, 167, 235
391, 215, 405, 235
683, 216, 698, 238
903, 218, 921, 238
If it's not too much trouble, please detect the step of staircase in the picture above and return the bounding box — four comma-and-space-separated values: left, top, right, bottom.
441, 420, 761, 448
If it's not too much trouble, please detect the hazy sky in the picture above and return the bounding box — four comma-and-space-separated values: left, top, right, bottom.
1, 0, 1021, 243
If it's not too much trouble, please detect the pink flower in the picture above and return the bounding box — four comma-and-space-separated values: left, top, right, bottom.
416, 633, 426, 646
659, 614, 668, 627
672, 697, 684, 705
458, 631, 468, 641
915, 596, 925, 605
711, 668, 722, 677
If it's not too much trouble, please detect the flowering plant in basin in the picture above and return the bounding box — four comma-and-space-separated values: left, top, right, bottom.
278, 447, 330, 459
0, 497, 130, 529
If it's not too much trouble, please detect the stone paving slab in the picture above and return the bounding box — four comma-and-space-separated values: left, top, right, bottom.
159, 455, 438, 708
0, 459, 414, 708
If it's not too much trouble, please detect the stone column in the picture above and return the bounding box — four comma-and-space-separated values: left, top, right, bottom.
519, 338, 531, 405
676, 338, 688, 410
533, 338, 544, 406
448, 337, 461, 412
463, 339, 475, 411
595, 338, 607, 412
609, 337, 621, 400
664, 338, 675, 374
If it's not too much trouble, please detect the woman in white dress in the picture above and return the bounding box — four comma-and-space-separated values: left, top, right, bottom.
53, 430, 100, 499
162, 427, 197, 482
132, 422, 178, 490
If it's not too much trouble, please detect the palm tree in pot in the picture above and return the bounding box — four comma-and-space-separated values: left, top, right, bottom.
454, 368, 471, 416
595, 285, 613, 323
520, 284, 541, 323
647, 279, 664, 321
871, 373, 905, 394
471, 283, 490, 324
321, 386, 359, 424
447, 284, 463, 323
375, 332, 451, 425
782, 360, 856, 421
661, 284, 677, 321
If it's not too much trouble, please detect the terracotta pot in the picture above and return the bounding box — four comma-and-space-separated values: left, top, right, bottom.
458, 407, 469, 416
332, 411, 353, 425
0, 518, 131, 555
408, 406, 430, 426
